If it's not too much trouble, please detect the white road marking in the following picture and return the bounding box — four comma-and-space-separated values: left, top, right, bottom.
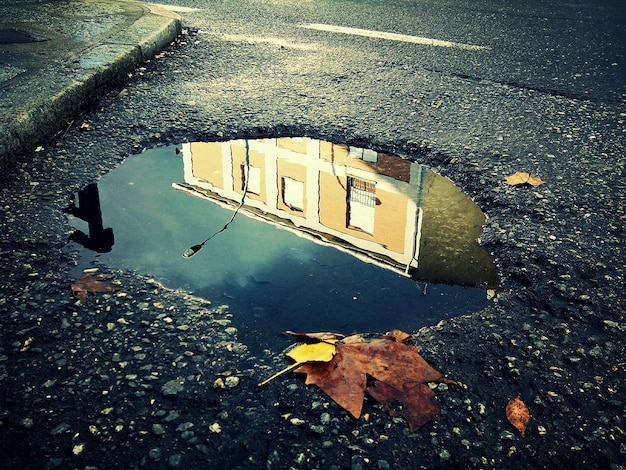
300, 23, 488, 51
148, 3, 201, 13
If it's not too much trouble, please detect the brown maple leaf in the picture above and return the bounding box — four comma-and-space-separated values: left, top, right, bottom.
71, 273, 119, 301
294, 332, 456, 429
367, 379, 441, 432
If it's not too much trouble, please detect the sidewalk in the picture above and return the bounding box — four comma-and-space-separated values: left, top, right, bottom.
0, 0, 181, 171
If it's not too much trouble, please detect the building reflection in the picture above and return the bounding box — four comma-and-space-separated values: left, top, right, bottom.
174, 138, 497, 289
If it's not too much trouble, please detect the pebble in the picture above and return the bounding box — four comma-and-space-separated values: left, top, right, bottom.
50, 423, 70, 435
168, 454, 182, 467
176, 422, 194, 432
209, 422, 221, 433
162, 378, 185, 396
225, 376, 240, 388
152, 424, 166, 435
164, 410, 180, 422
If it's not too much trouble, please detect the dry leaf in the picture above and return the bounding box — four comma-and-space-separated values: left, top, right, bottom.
257, 341, 336, 387
283, 330, 345, 343
505, 172, 544, 187
71, 273, 118, 301
293, 331, 456, 429
367, 379, 440, 432
506, 396, 530, 437
379, 329, 413, 343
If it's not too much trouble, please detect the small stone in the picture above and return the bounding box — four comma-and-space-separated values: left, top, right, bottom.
72, 442, 85, 455
50, 423, 70, 435
149, 448, 162, 460
588, 345, 602, 358
310, 424, 325, 434
164, 410, 180, 422
20, 417, 34, 428
225, 376, 239, 388
162, 378, 185, 396
152, 423, 166, 435
168, 454, 182, 467
180, 430, 195, 441
439, 449, 451, 460
500, 430, 516, 440
176, 422, 194, 432
209, 422, 221, 433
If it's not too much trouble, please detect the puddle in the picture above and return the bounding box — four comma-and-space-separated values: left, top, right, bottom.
66, 137, 498, 353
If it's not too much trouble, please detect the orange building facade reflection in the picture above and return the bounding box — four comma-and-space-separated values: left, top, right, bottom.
174, 137, 497, 288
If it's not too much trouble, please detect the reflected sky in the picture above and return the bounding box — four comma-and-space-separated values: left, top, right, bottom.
67, 142, 495, 353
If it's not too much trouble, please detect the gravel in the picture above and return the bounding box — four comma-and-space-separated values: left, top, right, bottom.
1, 20, 625, 470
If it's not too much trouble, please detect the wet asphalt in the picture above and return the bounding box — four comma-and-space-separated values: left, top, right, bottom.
1, 0, 625, 468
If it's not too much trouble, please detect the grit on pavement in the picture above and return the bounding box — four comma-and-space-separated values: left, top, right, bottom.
1, 0, 625, 469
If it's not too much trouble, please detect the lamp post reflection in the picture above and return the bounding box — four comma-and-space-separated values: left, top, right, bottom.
65, 183, 114, 253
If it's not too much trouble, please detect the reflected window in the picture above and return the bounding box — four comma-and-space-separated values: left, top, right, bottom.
349, 147, 378, 163
347, 177, 375, 234
242, 164, 261, 195
282, 176, 304, 212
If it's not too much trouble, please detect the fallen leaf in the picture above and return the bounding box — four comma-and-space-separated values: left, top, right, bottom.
379, 329, 413, 343
71, 273, 118, 301
257, 341, 336, 387
284, 330, 345, 343
293, 332, 456, 429
505, 171, 544, 187
506, 396, 530, 437
367, 379, 441, 432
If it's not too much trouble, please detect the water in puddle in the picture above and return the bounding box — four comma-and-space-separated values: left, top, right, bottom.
66, 137, 498, 353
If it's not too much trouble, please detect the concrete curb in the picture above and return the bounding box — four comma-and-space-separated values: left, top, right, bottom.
0, 1, 181, 171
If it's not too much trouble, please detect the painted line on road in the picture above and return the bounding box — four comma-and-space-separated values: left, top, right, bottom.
300, 23, 488, 51
148, 3, 201, 13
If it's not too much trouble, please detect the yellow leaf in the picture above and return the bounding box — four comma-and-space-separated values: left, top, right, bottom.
257, 341, 336, 387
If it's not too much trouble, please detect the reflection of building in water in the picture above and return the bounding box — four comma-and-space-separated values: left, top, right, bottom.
174, 138, 497, 288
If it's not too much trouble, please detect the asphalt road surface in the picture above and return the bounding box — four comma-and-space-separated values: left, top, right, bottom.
168, 0, 625, 104
0, 0, 624, 469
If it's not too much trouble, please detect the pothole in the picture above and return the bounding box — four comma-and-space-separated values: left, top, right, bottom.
66, 137, 498, 353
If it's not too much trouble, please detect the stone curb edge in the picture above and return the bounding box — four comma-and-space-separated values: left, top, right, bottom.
0, 1, 182, 171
